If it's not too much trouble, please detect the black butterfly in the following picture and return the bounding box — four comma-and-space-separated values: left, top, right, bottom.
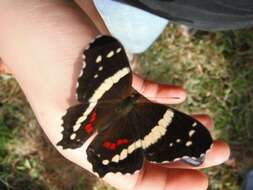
57, 36, 213, 177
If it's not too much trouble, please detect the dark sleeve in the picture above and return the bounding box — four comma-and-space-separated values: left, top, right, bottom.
114, 0, 253, 31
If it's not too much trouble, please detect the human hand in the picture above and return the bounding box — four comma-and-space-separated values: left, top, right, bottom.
0, 1, 229, 189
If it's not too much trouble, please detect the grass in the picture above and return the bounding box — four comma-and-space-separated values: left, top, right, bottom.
0, 78, 47, 190
1, 25, 253, 189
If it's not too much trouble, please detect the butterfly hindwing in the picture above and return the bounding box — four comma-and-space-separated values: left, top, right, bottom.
57, 104, 97, 149
86, 112, 144, 177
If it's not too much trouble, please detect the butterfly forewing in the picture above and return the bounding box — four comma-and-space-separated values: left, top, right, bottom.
77, 36, 132, 103
57, 104, 97, 149
58, 36, 133, 149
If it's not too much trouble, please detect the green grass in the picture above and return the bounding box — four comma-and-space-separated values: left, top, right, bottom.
1, 25, 253, 189
0, 78, 47, 190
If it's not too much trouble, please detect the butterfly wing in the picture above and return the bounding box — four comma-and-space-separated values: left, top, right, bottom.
132, 101, 212, 165
57, 36, 133, 149
77, 35, 132, 103
57, 104, 97, 149
86, 114, 144, 177
87, 96, 213, 177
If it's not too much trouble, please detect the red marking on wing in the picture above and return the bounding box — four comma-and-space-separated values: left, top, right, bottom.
110, 143, 116, 150
102, 138, 129, 150
83, 111, 96, 134
84, 123, 93, 134
102, 142, 116, 150
90, 111, 97, 122
102, 142, 111, 149
117, 139, 129, 146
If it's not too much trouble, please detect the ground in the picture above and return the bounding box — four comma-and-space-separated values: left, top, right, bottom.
1, 25, 253, 190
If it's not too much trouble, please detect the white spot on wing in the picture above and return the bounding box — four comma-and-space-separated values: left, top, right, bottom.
94, 74, 98, 78
106, 51, 114, 58
98, 66, 103, 71
96, 55, 102, 63
186, 141, 193, 147
192, 122, 197, 127
112, 155, 119, 163
116, 48, 122, 53
102, 160, 109, 165
189, 130, 195, 137
70, 133, 76, 140
73, 124, 80, 132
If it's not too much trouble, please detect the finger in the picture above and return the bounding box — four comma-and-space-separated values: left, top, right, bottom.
104, 163, 208, 190
192, 114, 214, 131
132, 74, 187, 104
135, 164, 208, 190
162, 140, 230, 169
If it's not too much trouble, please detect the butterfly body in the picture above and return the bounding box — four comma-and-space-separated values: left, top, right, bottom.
57, 35, 213, 177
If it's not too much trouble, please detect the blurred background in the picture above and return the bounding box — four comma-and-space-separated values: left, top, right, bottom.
0, 24, 253, 190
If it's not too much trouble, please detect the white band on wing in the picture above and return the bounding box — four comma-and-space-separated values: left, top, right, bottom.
72, 67, 130, 132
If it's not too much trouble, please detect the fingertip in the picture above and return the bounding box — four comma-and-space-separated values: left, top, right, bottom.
207, 140, 230, 165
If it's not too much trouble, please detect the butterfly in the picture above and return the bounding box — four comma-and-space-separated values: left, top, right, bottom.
57, 35, 213, 177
